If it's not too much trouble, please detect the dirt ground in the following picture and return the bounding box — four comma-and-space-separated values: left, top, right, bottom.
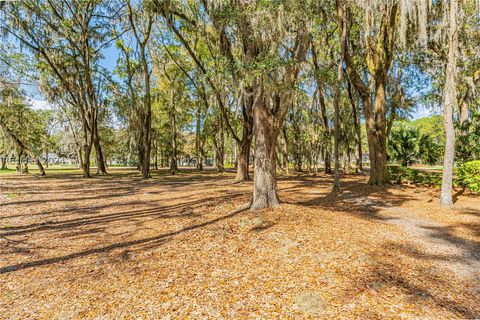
1, 169, 479, 319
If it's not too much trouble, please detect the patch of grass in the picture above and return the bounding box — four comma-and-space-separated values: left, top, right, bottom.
6, 193, 15, 199
0, 168, 16, 174
1, 224, 13, 229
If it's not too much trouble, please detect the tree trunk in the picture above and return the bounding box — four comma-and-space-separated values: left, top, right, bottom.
282, 127, 289, 175
142, 106, 152, 178
83, 142, 92, 178
324, 148, 332, 174
154, 138, 158, 170
93, 126, 107, 175
291, 112, 302, 172
354, 114, 362, 172
215, 143, 225, 172
459, 71, 479, 135
1, 157, 7, 170
365, 82, 389, 185
441, 0, 458, 207
77, 147, 84, 170
35, 158, 46, 176
195, 101, 203, 171
16, 151, 23, 173
365, 124, 388, 184
333, 103, 340, 192
169, 88, 178, 174
214, 114, 225, 173
333, 1, 346, 192
138, 131, 144, 172
347, 78, 363, 173
341, 1, 396, 184
126, 2, 152, 179
235, 135, 252, 181
251, 96, 280, 210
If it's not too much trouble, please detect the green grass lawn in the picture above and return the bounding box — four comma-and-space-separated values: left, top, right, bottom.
0, 168, 16, 174
1, 165, 84, 175
0, 165, 145, 176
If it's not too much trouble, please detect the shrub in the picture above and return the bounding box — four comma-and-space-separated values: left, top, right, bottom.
387, 165, 442, 186
457, 160, 480, 193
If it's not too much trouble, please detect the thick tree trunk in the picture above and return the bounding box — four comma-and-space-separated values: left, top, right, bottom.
251, 99, 280, 210
1, 157, 7, 170
441, 0, 458, 207
365, 82, 389, 185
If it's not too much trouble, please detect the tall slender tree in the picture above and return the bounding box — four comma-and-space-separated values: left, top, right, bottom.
440, 0, 458, 207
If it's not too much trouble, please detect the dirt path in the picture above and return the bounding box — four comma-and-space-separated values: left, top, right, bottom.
342, 191, 480, 283
386, 212, 480, 281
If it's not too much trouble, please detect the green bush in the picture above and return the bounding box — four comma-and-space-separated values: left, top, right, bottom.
387, 165, 442, 186
457, 160, 480, 193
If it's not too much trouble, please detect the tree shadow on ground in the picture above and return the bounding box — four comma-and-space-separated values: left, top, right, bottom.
279, 173, 415, 222
0, 206, 248, 274
279, 173, 480, 317
0, 191, 245, 237
355, 244, 480, 318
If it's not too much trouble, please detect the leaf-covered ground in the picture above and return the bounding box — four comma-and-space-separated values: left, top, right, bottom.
1, 169, 479, 319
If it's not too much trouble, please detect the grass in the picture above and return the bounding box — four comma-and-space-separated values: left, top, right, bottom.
0, 168, 16, 174
0, 165, 90, 175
